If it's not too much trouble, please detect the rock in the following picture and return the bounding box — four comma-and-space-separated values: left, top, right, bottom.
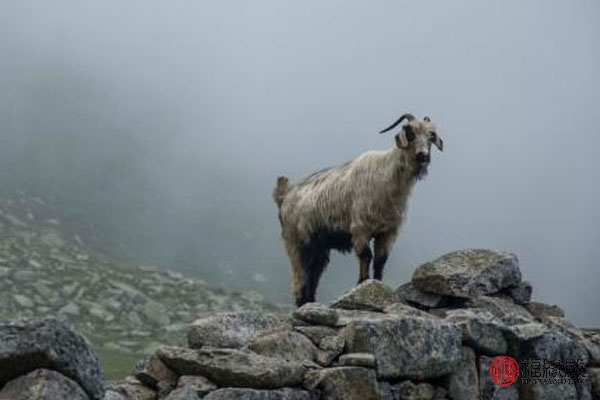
412, 249, 521, 299
466, 295, 534, 326
157, 346, 306, 389
109, 377, 157, 400
204, 388, 317, 400
293, 303, 339, 327
383, 302, 438, 319
520, 330, 589, 367
520, 379, 577, 400
158, 381, 176, 398
134, 354, 178, 388
316, 335, 345, 366
330, 279, 397, 311
395, 282, 457, 309
538, 316, 600, 367
392, 381, 436, 400
503, 281, 532, 305
588, 368, 600, 397
164, 386, 201, 400
293, 326, 338, 346
13, 294, 34, 308
379, 382, 394, 400
103, 388, 128, 400
526, 301, 565, 319
341, 316, 462, 379
245, 330, 318, 363
479, 356, 519, 400
338, 353, 376, 368
59, 302, 81, 316
443, 309, 508, 355
304, 367, 379, 400
0, 317, 104, 400
188, 312, 286, 349
0, 369, 89, 400
444, 347, 478, 400
177, 375, 218, 397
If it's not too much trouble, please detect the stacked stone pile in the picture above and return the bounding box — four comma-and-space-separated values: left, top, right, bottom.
1, 249, 599, 399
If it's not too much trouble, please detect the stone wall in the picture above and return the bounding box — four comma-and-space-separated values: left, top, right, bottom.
1, 249, 599, 399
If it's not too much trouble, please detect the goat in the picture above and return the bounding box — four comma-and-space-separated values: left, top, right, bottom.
273, 113, 443, 307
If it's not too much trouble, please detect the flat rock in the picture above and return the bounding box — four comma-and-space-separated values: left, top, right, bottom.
0, 317, 104, 400
466, 295, 534, 326
395, 282, 457, 309
0, 369, 89, 400
526, 301, 565, 319
109, 377, 157, 400
134, 354, 178, 388
157, 346, 306, 389
383, 302, 438, 319
293, 303, 339, 327
293, 326, 338, 346
330, 279, 397, 311
204, 388, 317, 400
392, 381, 436, 400
164, 386, 201, 400
444, 347, 478, 400
245, 330, 318, 363
341, 316, 462, 379
443, 309, 507, 355
177, 375, 218, 397
412, 249, 521, 299
188, 312, 286, 349
503, 281, 532, 305
338, 353, 376, 368
303, 367, 379, 400
479, 356, 519, 400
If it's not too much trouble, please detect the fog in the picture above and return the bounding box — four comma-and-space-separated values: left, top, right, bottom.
1, 1, 598, 325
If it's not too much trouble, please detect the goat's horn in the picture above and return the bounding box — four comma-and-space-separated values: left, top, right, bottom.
379, 113, 415, 134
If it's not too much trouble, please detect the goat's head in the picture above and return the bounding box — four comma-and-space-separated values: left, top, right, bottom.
379, 113, 443, 178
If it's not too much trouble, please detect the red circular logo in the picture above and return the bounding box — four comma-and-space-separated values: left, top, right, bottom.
490, 356, 520, 386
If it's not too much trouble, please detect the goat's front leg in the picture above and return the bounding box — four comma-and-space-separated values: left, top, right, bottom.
353, 234, 372, 284
373, 232, 396, 280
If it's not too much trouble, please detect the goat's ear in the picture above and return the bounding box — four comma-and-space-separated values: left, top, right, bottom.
432, 133, 444, 151
395, 126, 414, 149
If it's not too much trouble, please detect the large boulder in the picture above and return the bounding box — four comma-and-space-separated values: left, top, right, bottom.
330, 279, 397, 311
0, 369, 89, 400
0, 317, 104, 400
188, 312, 287, 349
157, 346, 306, 389
341, 315, 462, 380
395, 282, 457, 309
412, 249, 521, 299
293, 304, 339, 327
244, 330, 318, 364
444, 347, 479, 400
304, 367, 379, 400
443, 309, 508, 355
478, 356, 519, 400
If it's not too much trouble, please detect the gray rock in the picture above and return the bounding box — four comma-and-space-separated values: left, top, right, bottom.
316, 335, 345, 366
338, 353, 376, 368
177, 375, 218, 397
444, 347, 478, 400
520, 330, 589, 367
330, 279, 397, 311
341, 316, 462, 379
0, 317, 104, 400
188, 312, 286, 349
0, 369, 89, 400
443, 309, 508, 355
378, 382, 394, 400
395, 281, 457, 309
392, 381, 436, 400
157, 381, 176, 398
59, 302, 81, 317
293, 326, 338, 346
204, 388, 317, 400
588, 368, 600, 397
304, 367, 379, 400
479, 356, 519, 400
412, 249, 521, 299
384, 302, 438, 319
13, 294, 34, 308
526, 301, 565, 319
245, 330, 318, 363
109, 377, 157, 400
293, 303, 339, 327
164, 386, 201, 400
157, 346, 306, 389
503, 281, 532, 305
103, 388, 128, 400
519, 379, 577, 400
539, 316, 600, 367
134, 354, 178, 388
466, 295, 534, 326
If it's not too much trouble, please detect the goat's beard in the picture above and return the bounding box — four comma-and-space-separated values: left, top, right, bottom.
415, 164, 429, 180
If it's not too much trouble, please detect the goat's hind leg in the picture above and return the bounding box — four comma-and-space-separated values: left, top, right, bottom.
373, 232, 396, 280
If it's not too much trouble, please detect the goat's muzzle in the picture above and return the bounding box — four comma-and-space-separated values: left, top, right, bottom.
415, 152, 430, 165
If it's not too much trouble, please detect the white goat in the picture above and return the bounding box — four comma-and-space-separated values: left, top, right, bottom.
273, 113, 443, 306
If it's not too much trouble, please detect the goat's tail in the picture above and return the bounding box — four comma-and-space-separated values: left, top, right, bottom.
273, 176, 289, 209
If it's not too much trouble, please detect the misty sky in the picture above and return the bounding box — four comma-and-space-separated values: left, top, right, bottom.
1, 1, 599, 325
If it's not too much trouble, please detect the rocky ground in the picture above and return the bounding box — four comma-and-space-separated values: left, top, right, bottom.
0, 192, 281, 377
1, 249, 599, 399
